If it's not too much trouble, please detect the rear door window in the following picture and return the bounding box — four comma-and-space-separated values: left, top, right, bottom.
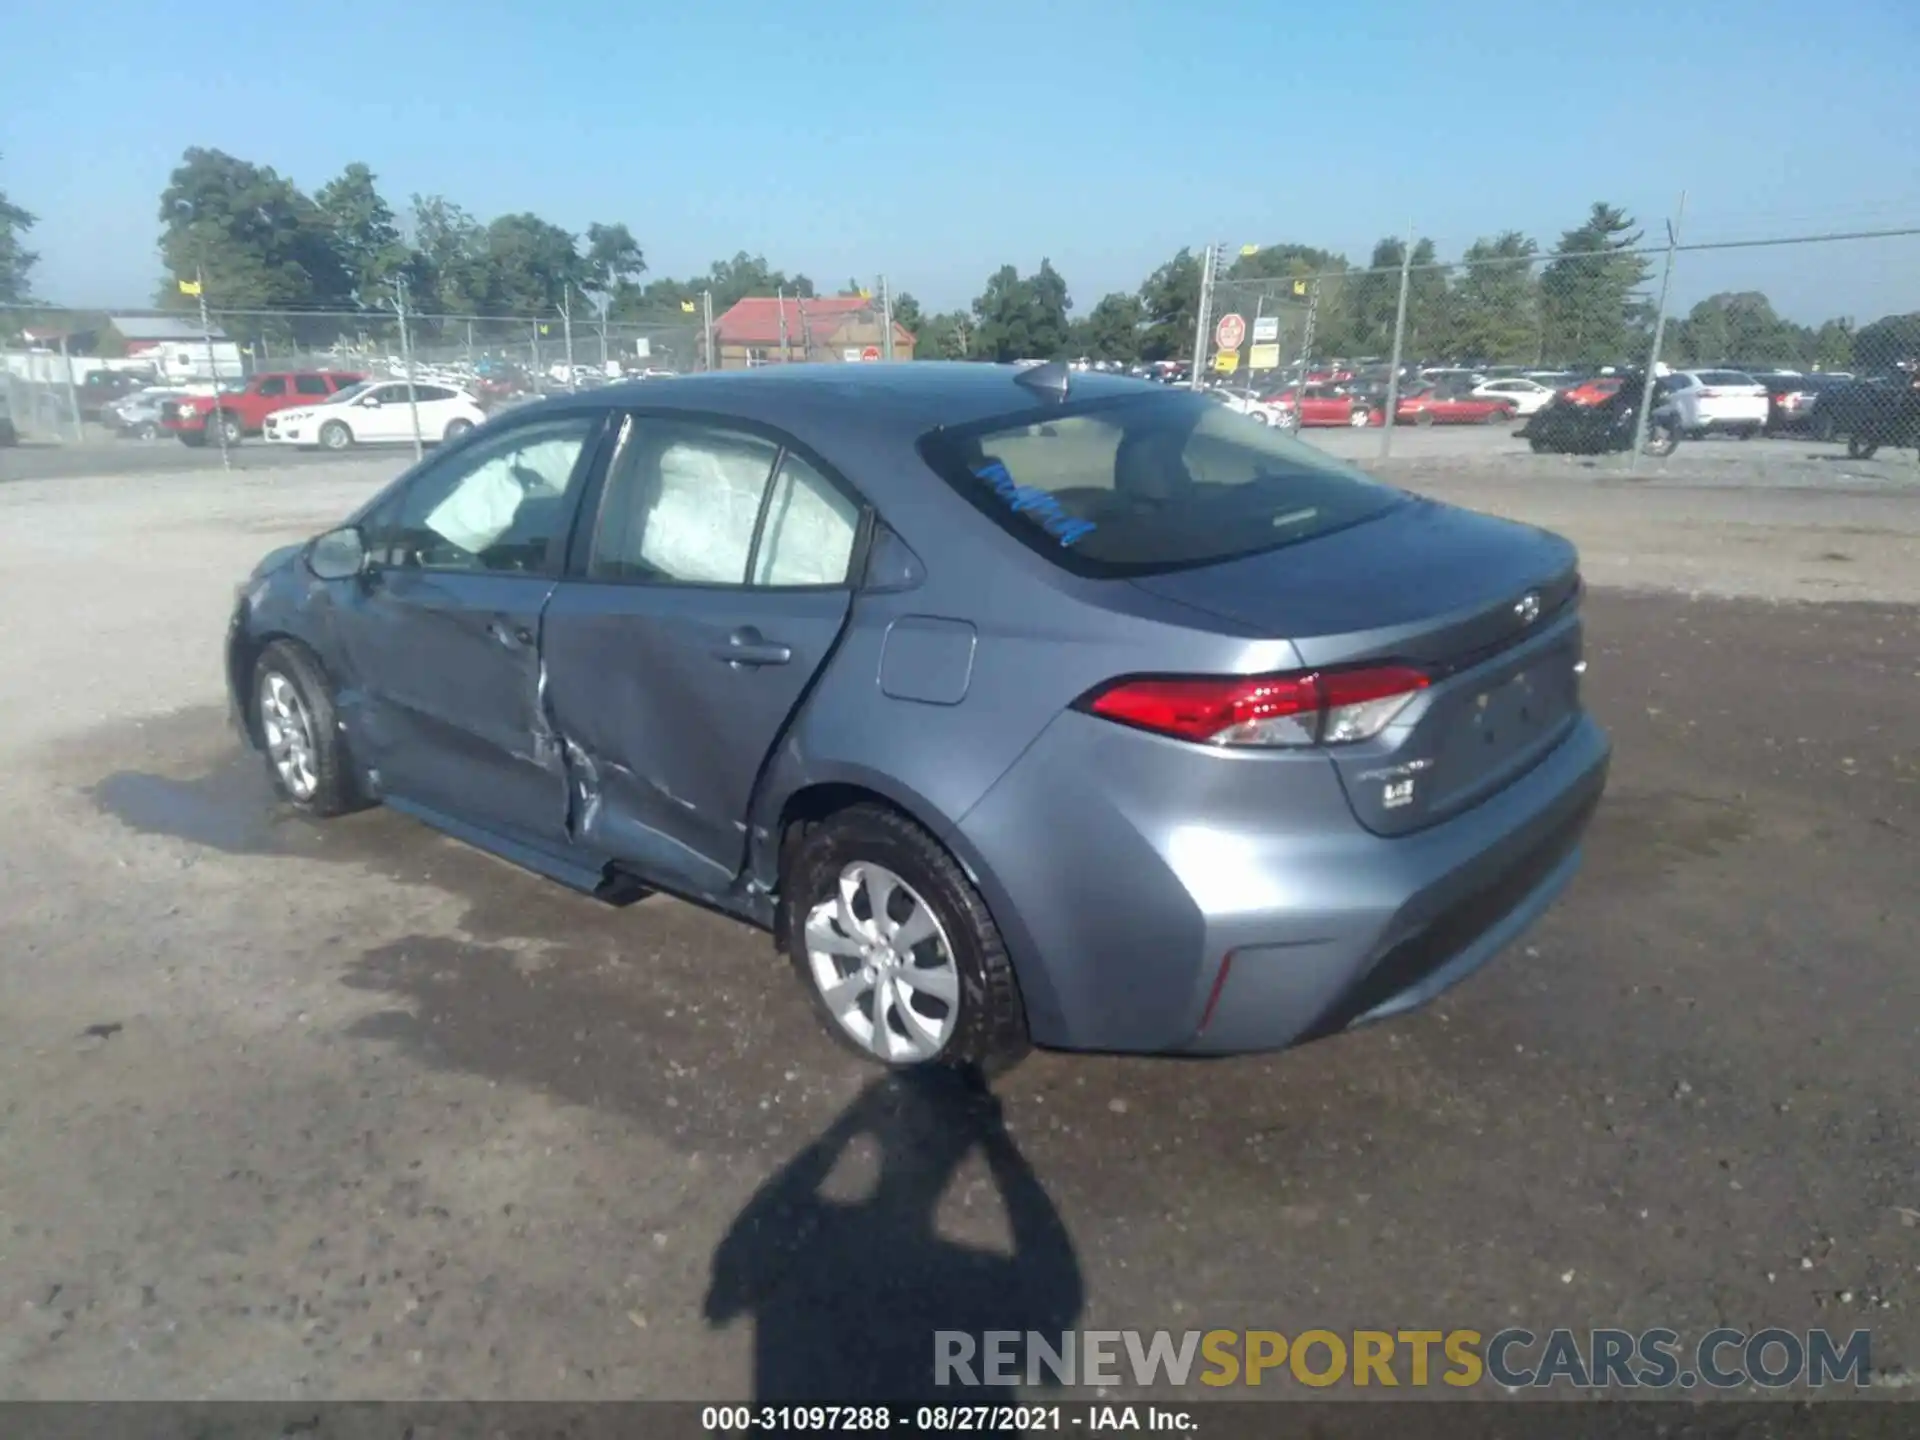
920, 391, 1405, 578
294, 375, 330, 397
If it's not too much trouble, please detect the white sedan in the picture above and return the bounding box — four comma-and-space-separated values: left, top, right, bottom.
1472, 377, 1557, 416
1206, 386, 1297, 429
263, 380, 486, 450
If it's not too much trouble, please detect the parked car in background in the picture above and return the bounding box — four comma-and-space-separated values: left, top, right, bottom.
1419, 367, 1487, 389
1205, 387, 1295, 428
1559, 375, 1626, 407
1662, 370, 1768, 439
1753, 373, 1834, 434
1805, 372, 1911, 443
1837, 370, 1920, 459
1264, 383, 1377, 428
1473, 378, 1556, 416
163, 370, 365, 446
1396, 384, 1516, 425
1520, 371, 1680, 457
263, 380, 487, 450
225, 364, 1608, 1068
75, 369, 158, 423
104, 386, 193, 440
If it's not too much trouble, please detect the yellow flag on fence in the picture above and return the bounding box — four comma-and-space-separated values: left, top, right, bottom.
178, 278, 202, 296
680, 299, 696, 313
1292, 279, 1308, 296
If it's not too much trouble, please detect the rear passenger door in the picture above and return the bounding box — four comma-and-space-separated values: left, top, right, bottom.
540, 413, 866, 896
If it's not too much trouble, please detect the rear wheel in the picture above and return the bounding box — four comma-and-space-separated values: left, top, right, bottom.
1348, 408, 1371, 427
318, 420, 353, 451
1642, 420, 1678, 458
1415, 409, 1436, 427
1529, 437, 1552, 454
136, 421, 159, 441
443, 417, 474, 442
1480, 407, 1505, 424
779, 804, 1027, 1071
1847, 436, 1879, 460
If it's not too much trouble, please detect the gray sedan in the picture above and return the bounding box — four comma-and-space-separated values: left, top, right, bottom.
225, 363, 1609, 1068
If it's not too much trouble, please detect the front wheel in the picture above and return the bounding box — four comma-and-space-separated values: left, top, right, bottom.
1642, 421, 1678, 458
1415, 409, 1435, 427
443, 417, 475, 442
136, 421, 159, 441
1348, 408, 1371, 427
211, 411, 243, 446
780, 804, 1028, 1071
1847, 436, 1879, 460
251, 640, 361, 816
318, 420, 353, 451
1529, 437, 1553, 454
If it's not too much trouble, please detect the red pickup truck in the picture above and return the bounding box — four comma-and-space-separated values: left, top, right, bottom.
162, 370, 364, 446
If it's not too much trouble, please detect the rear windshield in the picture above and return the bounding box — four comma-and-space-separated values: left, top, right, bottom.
1700, 370, 1756, 386
917, 390, 1406, 578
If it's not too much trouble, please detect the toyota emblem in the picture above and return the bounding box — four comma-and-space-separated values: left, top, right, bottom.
1514, 591, 1542, 625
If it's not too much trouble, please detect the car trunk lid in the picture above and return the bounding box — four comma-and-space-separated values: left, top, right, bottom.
1130, 498, 1584, 835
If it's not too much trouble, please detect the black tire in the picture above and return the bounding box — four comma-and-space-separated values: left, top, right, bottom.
1847, 436, 1879, 460
211, 411, 243, 446
1643, 422, 1677, 458
779, 803, 1028, 1072
179, 431, 206, 448
1813, 414, 1837, 443
318, 420, 353, 451
136, 421, 159, 441
443, 417, 474, 442
249, 639, 363, 817
1529, 437, 1552, 454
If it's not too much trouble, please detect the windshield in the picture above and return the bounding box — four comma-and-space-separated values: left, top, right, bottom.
918, 391, 1406, 578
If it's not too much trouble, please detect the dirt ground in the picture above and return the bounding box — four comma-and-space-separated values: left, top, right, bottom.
0, 459, 1915, 1403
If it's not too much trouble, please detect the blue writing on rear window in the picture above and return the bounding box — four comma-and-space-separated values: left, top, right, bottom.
972, 460, 1097, 546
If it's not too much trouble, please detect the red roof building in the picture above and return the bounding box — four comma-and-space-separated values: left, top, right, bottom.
709, 296, 915, 369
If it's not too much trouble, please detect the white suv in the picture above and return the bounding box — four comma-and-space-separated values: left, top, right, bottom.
1664, 370, 1768, 438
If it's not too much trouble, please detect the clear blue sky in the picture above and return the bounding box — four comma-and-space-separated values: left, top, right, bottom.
4, 0, 1916, 323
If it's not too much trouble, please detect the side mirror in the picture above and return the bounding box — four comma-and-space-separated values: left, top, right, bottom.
307, 524, 368, 581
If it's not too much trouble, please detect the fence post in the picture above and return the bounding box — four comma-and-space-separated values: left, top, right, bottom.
1379, 224, 1415, 459
1293, 278, 1320, 411
1189, 243, 1219, 391
57, 333, 82, 444
395, 276, 423, 463
880, 275, 895, 361
194, 266, 230, 471
530, 321, 541, 383
1629, 192, 1687, 476
560, 292, 576, 390
702, 290, 715, 371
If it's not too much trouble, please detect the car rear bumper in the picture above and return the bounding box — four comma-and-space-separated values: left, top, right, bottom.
958, 709, 1610, 1055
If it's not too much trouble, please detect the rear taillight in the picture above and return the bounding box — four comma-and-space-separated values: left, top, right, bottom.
1082, 665, 1430, 748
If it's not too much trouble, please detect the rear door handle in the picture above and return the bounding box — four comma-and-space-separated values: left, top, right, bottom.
713, 627, 792, 667
488, 620, 534, 649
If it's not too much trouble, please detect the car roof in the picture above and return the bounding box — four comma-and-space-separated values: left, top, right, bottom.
520, 362, 1165, 440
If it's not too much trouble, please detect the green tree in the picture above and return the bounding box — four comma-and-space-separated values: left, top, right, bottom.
481, 212, 586, 314
889, 290, 924, 340
1447, 232, 1540, 364
315, 163, 409, 307
970, 259, 1070, 361
1137, 247, 1202, 360
1811, 318, 1855, 371
1539, 203, 1651, 365
408, 194, 490, 318
704, 252, 814, 311
914, 310, 973, 360
158, 148, 353, 344
0, 153, 36, 304
1342, 237, 1411, 357
1668, 291, 1816, 367
1850, 312, 1920, 372
1077, 291, 1144, 362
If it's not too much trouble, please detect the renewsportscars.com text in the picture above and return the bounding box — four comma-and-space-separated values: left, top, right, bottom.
934, 1327, 1873, 1390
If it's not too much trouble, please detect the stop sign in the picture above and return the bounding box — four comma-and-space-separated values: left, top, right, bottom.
860, 345, 881, 362
1215, 313, 1247, 351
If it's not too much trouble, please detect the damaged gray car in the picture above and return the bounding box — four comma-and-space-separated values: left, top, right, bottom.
227, 363, 1608, 1069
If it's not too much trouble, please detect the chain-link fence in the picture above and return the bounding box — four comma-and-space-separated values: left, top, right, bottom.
1182, 225, 1920, 471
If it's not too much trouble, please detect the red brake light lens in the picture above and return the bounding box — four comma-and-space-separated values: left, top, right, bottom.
1084, 666, 1429, 748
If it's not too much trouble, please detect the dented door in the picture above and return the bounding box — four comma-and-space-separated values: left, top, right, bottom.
539, 420, 863, 897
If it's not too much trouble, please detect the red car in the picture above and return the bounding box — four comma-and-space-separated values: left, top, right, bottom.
1263, 383, 1380, 428
1395, 384, 1516, 426
162, 370, 364, 447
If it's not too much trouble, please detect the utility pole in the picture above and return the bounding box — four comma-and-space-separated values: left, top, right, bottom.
196, 264, 230, 472
394, 275, 424, 462
1189, 242, 1220, 391
1380, 222, 1416, 459
1249, 293, 1265, 390
701, 289, 715, 371
1629, 191, 1687, 476
879, 274, 894, 361
595, 295, 610, 373
777, 286, 790, 364
560, 291, 576, 390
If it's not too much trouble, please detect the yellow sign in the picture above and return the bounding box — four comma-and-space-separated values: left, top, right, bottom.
177, 278, 202, 296
1292, 279, 1309, 296
1249, 342, 1282, 370
680, 299, 696, 313
1214, 350, 1239, 374
1239, 244, 1260, 256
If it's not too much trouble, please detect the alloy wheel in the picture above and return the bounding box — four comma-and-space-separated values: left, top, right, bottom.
804, 861, 960, 1063
258, 671, 318, 801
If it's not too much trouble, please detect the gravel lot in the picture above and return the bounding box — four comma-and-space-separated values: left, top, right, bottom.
0, 455, 1915, 1404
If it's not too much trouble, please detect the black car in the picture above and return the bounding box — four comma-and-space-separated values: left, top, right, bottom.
1805, 371, 1913, 444
1836, 371, 1920, 458
1519, 372, 1680, 457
